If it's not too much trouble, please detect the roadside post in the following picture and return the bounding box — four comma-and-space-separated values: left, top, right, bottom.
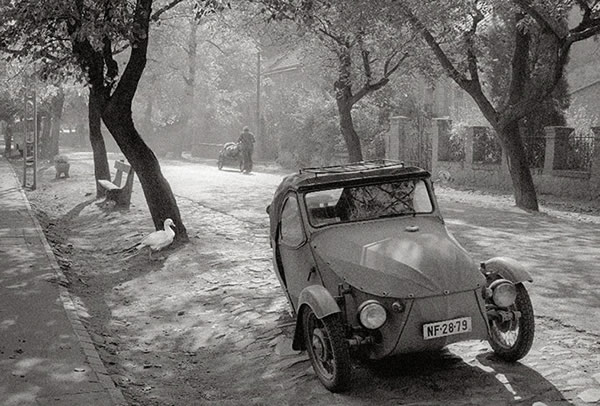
22, 90, 38, 190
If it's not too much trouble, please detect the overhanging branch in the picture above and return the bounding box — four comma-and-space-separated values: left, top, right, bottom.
511, 0, 568, 39
397, 3, 468, 87
151, 0, 186, 21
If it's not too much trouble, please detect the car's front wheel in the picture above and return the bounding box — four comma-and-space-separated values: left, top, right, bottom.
302, 308, 351, 392
488, 283, 535, 361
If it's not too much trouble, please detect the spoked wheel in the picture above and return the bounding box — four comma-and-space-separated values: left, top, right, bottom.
488, 283, 535, 361
302, 308, 351, 392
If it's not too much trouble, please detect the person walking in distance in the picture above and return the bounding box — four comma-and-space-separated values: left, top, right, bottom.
238, 126, 255, 173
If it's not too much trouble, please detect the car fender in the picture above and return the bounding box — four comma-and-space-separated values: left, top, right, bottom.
291, 285, 341, 351
484, 257, 533, 284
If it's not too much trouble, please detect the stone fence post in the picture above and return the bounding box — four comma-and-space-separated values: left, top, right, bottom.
431, 118, 451, 173
386, 116, 409, 161
544, 126, 572, 172
464, 126, 474, 166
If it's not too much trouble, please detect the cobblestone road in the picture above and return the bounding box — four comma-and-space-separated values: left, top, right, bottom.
103, 161, 600, 405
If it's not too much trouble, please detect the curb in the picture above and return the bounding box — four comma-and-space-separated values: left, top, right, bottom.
5, 160, 128, 406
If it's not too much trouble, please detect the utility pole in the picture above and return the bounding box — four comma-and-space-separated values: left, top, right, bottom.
22, 90, 37, 190
256, 51, 262, 160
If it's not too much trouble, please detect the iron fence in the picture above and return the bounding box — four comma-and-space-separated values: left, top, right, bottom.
472, 127, 502, 164
523, 135, 546, 169
566, 129, 595, 171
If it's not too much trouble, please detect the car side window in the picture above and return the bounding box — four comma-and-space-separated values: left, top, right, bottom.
280, 195, 305, 247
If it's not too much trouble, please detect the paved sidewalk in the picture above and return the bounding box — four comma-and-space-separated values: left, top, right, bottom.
0, 157, 125, 406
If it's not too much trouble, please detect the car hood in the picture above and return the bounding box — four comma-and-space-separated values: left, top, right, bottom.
311, 217, 484, 298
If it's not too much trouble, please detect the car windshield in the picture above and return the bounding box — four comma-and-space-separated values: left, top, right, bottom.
305, 178, 433, 227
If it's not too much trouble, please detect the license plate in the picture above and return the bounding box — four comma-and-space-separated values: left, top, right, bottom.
423, 317, 472, 340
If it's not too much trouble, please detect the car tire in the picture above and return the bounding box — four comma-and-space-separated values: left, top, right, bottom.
302, 307, 351, 392
488, 283, 535, 361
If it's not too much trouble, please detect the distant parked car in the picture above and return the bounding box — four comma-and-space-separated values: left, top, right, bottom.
267, 160, 535, 392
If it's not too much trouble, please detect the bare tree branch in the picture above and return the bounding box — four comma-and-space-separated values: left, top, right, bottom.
315, 15, 347, 47
465, 5, 483, 86
350, 52, 407, 105
204, 39, 227, 54
151, 0, 186, 22
511, 0, 568, 38
397, 3, 468, 86
397, 2, 499, 123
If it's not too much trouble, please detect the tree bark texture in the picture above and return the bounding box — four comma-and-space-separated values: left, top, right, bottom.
39, 91, 65, 160
335, 48, 363, 163
496, 16, 538, 211
336, 97, 363, 162
68, 0, 188, 240
4, 123, 13, 156
497, 121, 539, 211
404, 6, 543, 211
48, 91, 65, 159
39, 115, 52, 160
102, 106, 188, 240
89, 90, 111, 198
99, 0, 188, 241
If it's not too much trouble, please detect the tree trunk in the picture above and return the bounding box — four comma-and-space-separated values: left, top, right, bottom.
48, 90, 65, 159
4, 123, 12, 156
102, 105, 188, 241
172, 19, 199, 161
39, 115, 51, 160
69, 0, 188, 241
334, 47, 363, 163
496, 120, 539, 211
89, 90, 111, 197
336, 96, 363, 162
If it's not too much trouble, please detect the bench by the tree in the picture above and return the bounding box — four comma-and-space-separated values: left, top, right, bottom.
97, 160, 135, 208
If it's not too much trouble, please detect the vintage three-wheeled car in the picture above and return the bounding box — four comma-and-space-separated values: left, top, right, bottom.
267, 160, 535, 392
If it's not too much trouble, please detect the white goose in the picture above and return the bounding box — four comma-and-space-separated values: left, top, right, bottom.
136, 218, 176, 259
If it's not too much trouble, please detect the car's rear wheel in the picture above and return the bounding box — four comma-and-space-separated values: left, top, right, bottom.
302, 308, 351, 392
488, 283, 535, 361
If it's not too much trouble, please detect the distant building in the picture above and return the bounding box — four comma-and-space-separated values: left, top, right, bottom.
566, 38, 600, 126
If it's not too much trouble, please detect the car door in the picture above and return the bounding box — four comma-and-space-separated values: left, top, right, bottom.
277, 193, 316, 313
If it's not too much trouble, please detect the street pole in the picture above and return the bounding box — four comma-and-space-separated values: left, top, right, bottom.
32, 89, 37, 190
22, 98, 27, 187
22, 90, 38, 190
256, 51, 262, 160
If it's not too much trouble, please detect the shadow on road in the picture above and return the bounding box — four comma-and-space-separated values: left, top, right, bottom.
442, 202, 600, 335
324, 348, 572, 405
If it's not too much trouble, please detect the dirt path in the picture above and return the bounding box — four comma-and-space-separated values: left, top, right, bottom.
24, 154, 600, 405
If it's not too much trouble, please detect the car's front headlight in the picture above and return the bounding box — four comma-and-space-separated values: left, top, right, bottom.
358, 300, 387, 329
490, 279, 517, 307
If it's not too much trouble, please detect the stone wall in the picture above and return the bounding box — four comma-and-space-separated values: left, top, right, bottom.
386, 119, 600, 200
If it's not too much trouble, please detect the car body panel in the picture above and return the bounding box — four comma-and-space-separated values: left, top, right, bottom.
291, 285, 343, 350
278, 241, 316, 313
389, 290, 489, 356
310, 216, 485, 299
484, 257, 533, 283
